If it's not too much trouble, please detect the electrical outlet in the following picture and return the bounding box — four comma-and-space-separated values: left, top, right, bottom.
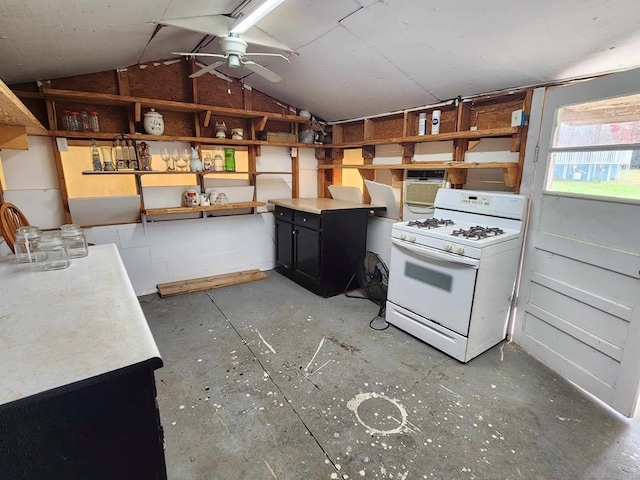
511, 109, 525, 127
56, 137, 69, 151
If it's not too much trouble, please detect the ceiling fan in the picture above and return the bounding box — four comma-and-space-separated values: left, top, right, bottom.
172, 33, 289, 82
164, 0, 292, 82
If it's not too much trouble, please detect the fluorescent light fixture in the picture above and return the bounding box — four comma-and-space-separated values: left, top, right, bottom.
230, 0, 286, 34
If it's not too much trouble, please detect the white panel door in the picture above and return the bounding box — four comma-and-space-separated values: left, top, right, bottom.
514, 68, 640, 417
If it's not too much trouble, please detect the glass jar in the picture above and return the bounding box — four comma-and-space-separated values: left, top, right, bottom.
60, 110, 71, 131
35, 233, 70, 271
80, 110, 90, 132
203, 153, 213, 171
14, 226, 41, 263
89, 111, 100, 132
68, 111, 80, 131
213, 154, 224, 171
60, 224, 88, 258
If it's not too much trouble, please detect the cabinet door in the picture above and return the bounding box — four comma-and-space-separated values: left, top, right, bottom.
294, 225, 321, 285
275, 220, 294, 271
0, 364, 167, 480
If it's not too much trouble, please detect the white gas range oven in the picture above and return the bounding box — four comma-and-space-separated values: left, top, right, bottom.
385, 189, 527, 363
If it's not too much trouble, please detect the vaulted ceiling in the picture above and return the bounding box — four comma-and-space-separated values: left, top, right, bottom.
1, 0, 640, 122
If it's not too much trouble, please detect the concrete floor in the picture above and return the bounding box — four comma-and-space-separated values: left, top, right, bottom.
140, 271, 640, 480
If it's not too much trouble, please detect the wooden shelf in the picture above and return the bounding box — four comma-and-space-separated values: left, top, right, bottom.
15, 88, 318, 148
324, 127, 520, 149
36, 88, 308, 123
142, 202, 265, 216
317, 162, 518, 170
49, 130, 321, 148
82, 170, 291, 176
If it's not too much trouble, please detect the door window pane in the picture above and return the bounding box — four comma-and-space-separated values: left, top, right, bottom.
546, 93, 640, 201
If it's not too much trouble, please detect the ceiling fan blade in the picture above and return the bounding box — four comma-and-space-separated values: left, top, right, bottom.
241, 26, 294, 52
242, 61, 282, 83
172, 52, 226, 59
243, 52, 290, 63
189, 61, 225, 78
162, 15, 233, 37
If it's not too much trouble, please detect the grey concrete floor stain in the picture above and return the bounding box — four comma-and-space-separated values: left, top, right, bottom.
139, 272, 640, 480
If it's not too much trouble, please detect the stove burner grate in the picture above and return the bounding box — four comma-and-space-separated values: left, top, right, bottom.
407, 218, 454, 229
451, 226, 504, 240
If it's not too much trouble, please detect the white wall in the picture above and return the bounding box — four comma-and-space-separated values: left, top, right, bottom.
86, 213, 276, 295
1, 136, 66, 229
0, 138, 292, 294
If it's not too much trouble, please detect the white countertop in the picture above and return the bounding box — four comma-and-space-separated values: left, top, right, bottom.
0, 244, 162, 406
269, 198, 385, 215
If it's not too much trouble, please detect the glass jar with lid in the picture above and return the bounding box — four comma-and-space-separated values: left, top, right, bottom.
60, 224, 88, 258
88, 111, 100, 132
14, 226, 41, 263
80, 110, 90, 132
60, 110, 71, 131
68, 111, 80, 131
35, 233, 70, 271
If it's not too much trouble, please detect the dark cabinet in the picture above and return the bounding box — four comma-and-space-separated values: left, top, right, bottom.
295, 224, 321, 284
0, 361, 166, 480
274, 205, 369, 297
275, 217, 294, 271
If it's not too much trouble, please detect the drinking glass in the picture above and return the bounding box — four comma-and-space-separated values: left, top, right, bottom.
176, 149, 189, 171
170, 148, 181, 172
161, 147, 173, 171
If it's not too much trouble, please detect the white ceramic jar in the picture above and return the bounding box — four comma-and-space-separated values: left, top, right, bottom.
143, 108, 164, 135
183, 187, 200, 207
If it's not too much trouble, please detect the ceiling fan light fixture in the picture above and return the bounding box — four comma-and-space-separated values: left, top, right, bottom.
228, 54, 241, 68
230, 0, 286, 34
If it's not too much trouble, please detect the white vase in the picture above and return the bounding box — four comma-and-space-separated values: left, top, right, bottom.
143, 108, 164, 135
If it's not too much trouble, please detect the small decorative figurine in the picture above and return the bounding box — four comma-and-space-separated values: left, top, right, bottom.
215, 121, 227, 139
189, 146, 203, 172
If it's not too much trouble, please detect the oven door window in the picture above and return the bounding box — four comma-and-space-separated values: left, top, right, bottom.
405, 262, 453, 291
388, 244, 477, 336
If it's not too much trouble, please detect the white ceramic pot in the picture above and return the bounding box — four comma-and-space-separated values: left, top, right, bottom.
143, 108, 164, 135
231, 128, 243, 140
183, 187, 200, 207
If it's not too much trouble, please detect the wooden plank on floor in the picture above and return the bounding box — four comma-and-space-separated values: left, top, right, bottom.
157, 269, 267, 297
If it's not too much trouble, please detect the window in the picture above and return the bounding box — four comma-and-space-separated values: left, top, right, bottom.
546, 93, 640, 201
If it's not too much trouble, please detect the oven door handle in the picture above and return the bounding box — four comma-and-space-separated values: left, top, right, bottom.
391, 238, 480, 268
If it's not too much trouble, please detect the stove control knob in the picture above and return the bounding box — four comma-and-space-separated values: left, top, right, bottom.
399, 233, 406, 240
409, 235, 416, 242
444, 243, 453, 252
456, 246, 465, 255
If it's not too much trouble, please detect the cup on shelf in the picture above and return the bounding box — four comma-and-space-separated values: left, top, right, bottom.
231, 128, 243, 140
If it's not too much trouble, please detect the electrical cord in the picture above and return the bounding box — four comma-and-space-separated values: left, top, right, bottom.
369, 311, 389, 331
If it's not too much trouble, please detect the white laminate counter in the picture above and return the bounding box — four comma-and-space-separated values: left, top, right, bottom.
269, 198, 385, 215
0, 243, 162, 406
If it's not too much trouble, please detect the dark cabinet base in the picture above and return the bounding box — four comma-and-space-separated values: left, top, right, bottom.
0, 362, 166, 480
275, 206, 369, 297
